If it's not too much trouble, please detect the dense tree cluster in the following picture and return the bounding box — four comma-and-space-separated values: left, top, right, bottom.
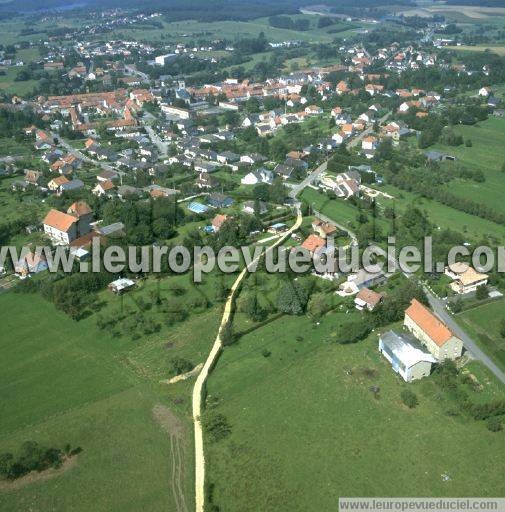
0, 441, 81, 481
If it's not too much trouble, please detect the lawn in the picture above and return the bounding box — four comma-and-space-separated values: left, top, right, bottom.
204, 312, 505, 511
0, 268, 237, 510
456, 299, 505, 373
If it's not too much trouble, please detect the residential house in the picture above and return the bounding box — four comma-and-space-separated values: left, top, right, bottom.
241, 168, 274, 186
109, 278, 136, 294
312, 218, 337, 239
59, 179, 84, 195
361, 135, 378, 151
301, 234, 326, 255
67, 201, 93, 237
208, 193, 234, 208
93, 180, 115, 198
274, 163, 294, 180
24, 170, 41, 186
404, 299, 463, 361
217, 151, 240, 165
97, 170, 119, 183
146, 185, 179, 199
339, 266, 386, 295
354, 287, 383, 311
479, 86, 492, 97
117, 185, 142, 199
243, 200, 267, 215
47, 175, 70, 191
240, 153, 267, 165
444, 262, 489, 295
211, 214, 229, 232
15, 252, 48, 277
195, 172, 219, 190
43, 209, 79, 244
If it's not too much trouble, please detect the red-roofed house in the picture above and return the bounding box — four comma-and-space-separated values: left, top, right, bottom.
301, 234, 326, 255
404, 299, 463, 360
43, 209, 78, 244
212, 214, 229, 233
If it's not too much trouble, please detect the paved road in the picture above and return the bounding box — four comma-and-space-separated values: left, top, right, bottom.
145, 125, 169, 157
427, 292, 505, 384
313, 209, 505, 385
288, 111, 391, 199
56, 136, 126, 178
192, 209, 303, 512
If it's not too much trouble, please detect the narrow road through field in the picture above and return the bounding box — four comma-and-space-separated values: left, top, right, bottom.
192, 209, 302, 512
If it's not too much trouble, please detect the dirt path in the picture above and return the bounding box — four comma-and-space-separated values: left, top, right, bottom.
160, 364, 204, 385
152, 405, 189, 512
191, 209, 303, 512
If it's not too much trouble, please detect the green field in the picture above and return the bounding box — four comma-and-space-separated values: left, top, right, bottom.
432, 117, 505, 217
447, 45, 505, 56
457, 299, 505, 373
104, 15, 361, 44
205, 312, 505, 510
0, 67, 37, 96
0, 269, 238, 510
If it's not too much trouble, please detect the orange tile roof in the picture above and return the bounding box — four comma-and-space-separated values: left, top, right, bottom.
43, 209, 76, 232
405, 299, 453, 347
68, 201, 92, 218
49, 176, 69, 187
301, 234, 326, 253
212, 214, 228, 229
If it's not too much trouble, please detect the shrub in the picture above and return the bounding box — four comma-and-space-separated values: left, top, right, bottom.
170, 357, 193, 376
486, 416, 503, 432
276, 281, 309, 315
203, 413, 231, 443
401, 389, 419, 409
220, 322, 236, 346
475, 284, 489, 300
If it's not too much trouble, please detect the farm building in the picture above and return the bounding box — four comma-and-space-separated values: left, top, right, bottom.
379, 330, 437, 382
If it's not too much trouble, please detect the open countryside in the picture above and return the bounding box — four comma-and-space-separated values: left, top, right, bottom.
0, 0, 504, 511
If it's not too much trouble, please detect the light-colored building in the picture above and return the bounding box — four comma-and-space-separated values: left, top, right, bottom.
444, 262, 488, 294
379, 330, 437, 382
15, 252, 48, 277
155, 54, 177, 66
43, 209, 78, 244
404, 299, 463, 361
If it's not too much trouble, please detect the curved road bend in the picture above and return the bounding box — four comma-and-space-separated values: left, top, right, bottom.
192, 209, 303, 512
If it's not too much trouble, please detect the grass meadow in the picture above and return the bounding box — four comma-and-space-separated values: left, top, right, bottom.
456, 299, 505, 373
204, 312, 505, 511
433, 117, 505, 216
0, 269, 238, 510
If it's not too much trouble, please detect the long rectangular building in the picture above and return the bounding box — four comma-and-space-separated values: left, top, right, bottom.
404, 299, 463, 361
